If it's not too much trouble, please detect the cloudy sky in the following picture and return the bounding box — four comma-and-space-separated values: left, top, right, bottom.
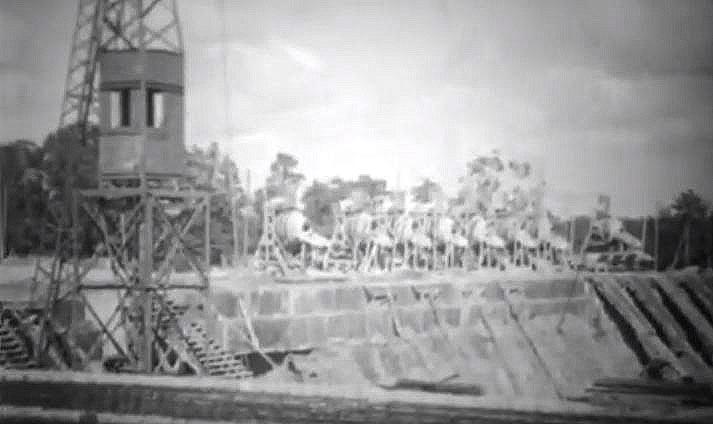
1, 0, 711, 216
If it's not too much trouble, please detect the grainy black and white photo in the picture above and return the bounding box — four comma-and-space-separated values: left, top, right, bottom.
1, 0, 712, 422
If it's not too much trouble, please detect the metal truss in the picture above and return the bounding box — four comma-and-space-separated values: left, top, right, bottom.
253, 204, 291, 276
59, 0, 184, 139
35, 0, 253, 378
31, 186, 216, 374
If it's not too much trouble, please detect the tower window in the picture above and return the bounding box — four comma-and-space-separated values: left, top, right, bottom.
109, 89, 131, 128
146, 89, 164, 128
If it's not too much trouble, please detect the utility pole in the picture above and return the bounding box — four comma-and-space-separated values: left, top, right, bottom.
242, 169, 251, 261
137, 0, 153, 372
229, 169, 239, 266
205, 196, 211, 268
684, 220, 691, 267
709, 213, 713, 269
0, 167, 4, 262
654, 214, 660, 270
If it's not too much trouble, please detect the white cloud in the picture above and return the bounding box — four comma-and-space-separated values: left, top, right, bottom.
274, 40, 323, 71
1, 0, 711, 217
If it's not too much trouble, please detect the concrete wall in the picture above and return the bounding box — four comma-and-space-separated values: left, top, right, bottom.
191, 277, 592, 355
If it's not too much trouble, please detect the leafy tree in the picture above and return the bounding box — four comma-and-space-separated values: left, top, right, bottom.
353, 175, 387, 199
301, 174, 389, 235
466, 154, 504, 175
302, 180, 338, 235
671, 189, 709, 221
184, 142, 254, 264
263, 153, 303, 204
1, 139, 46, 255
411, 178, 443, 203
0, 124, 100, 256
41, 124, 99, 212
657, 205, 674, 218
668, 189, 710, 269
458, 153, 507, 215
186, 143, 220, 189
42, 125, 100, 254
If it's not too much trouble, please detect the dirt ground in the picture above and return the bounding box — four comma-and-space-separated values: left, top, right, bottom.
4, 256, 711, 405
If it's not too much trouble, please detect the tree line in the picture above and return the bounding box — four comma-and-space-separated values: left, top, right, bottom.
1, 127, 711, 270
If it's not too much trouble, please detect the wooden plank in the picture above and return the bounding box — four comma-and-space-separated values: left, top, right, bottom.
274, 276, 348, 284
407, 335, 459, 383
656, 276, 713, 362
481, 312, 559, 399
619, 277, 711, 380
473, 307, 526, 396
593, 377, 712, 396
379, 378, 484, 396
80, 187, 213, 199
679, 277, 713, 318
593, 277, 682, 372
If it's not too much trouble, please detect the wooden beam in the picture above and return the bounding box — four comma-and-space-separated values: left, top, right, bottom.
622, 278, 711, 380
655, 277, 713, 362
0, 173, 5, 262
654, 214, 660, 270
228, 169, 239, 266
80, 187, 213, 199
592, 277, 683, 372
155, 206, 209, 289
244, 170, 251, 260
204, 196, 211, 269
153, 203, 204, 286
140, 192, 154, 373
80, 292, 131, 362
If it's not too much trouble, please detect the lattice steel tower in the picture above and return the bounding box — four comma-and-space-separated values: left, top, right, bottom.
31, 1, 251, 377
60, 0, 183, 144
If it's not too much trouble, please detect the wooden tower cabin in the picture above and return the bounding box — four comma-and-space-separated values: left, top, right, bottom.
97, 49, 186, 182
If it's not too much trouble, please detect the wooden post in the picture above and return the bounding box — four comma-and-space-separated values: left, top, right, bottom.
228, 169, 239, 266
641, 216, 648, 253
684, 221, 691, 267
137, 0, 153, 374
654, 214, 660, 270
580, 217, 591, 256
2, 180, 5, 261
242, 169, 250, 260
709, 214, 713, 269
140, 195, 154, 373
120, 213, 127, 264
70, 189, 82, 326
0, 170, 4, 262
204, 195, 211, 268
